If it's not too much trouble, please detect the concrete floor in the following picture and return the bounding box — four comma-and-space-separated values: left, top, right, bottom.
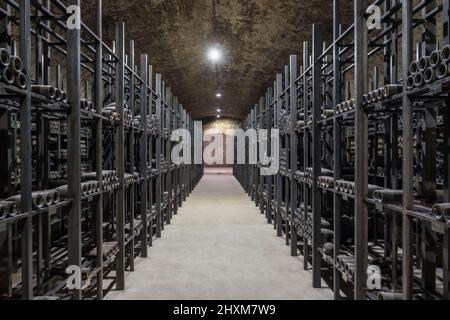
106, 168, 332, 300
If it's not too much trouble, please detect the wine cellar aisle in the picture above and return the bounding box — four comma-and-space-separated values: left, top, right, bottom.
1, 0, 450, 302
106, 169, 332, 300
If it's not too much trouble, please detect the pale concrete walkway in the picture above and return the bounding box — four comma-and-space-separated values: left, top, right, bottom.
106, 168, 332, 300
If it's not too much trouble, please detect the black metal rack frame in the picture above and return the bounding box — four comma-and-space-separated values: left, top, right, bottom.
234, 0, 450, 301
0, 0, 203, 300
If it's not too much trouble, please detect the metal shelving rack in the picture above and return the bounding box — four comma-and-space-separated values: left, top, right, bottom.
0, 0, 202, 300
235, 0, 450, 301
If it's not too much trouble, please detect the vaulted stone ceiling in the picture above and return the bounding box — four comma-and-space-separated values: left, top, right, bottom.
84, 0, 352, 120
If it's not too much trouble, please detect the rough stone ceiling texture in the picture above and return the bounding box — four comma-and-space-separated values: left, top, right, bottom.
83, 0, 352, 120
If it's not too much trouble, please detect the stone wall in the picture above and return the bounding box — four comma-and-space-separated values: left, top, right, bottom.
202, 118, 241, 167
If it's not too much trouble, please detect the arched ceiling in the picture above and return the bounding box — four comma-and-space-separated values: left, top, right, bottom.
83, 0, 352, 120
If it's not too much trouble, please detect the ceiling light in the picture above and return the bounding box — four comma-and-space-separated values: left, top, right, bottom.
216, 93, 222, 98
208, 47, 222, 63
216, 115, 221, 118
217, 109, 221, 113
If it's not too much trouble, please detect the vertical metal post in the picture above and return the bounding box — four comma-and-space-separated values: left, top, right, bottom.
36, 1, 46, 192
290, 55, 298, 257
420, 2, 438, 292
166, 88, 172, 224
173, 98, 179, 214
186, 112, 190, 196
276, 74, 283, 237
266, 88, 273, 224
160, 88, 166, 230
247, 116, 250, 194
115, 22, 126, 290
386, 0, 399, 291
140, 54, 149, 258
303, 41, 310, 270
155, 74, 162, 238
128, 40, 136, 271
443, 0, 450, 300
94, 0, 104, 299
332, 0, 342, 299
284, 65, 290, 247
184, 109, 188, 201
259, 98, 264, 215
189, 115, 192, 191
19, 0, 33, 300
184, 109, 188, 200
312, 25, 323, 288
402, 0, 414, 300
250, 109, 255, 202
354, 0, 369, 300
177, 102, 183, 208
148, 65, 154, 247
183, 107, 186, 196
254, 104, 260, 209
444, 100, 450, 299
